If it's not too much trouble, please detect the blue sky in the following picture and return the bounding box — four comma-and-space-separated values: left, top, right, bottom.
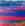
0, 0, 25, 2
5, 0, 25, 1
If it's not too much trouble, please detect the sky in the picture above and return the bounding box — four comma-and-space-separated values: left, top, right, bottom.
5, 0, 25, 1
0, 0, 25, 2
